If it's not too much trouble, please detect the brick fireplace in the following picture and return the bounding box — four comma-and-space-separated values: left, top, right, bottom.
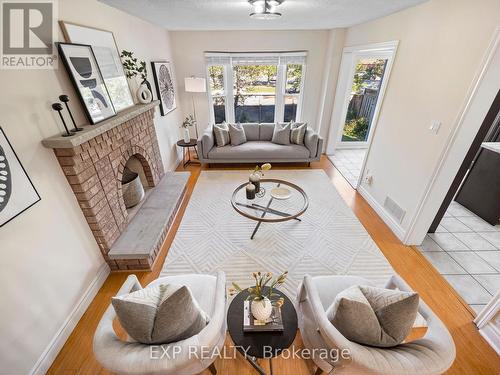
42, 102, 174, 271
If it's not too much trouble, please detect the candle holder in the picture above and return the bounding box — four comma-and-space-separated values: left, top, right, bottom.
246, 183, 256, 200
52, 103, 73, 137
249, 172, 261, 192
59, 95, 83, 132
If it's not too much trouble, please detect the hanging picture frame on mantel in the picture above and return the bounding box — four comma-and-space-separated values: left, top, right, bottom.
151, 61, 177, 116
59, 21, 134, 112
0, 127, 41, 227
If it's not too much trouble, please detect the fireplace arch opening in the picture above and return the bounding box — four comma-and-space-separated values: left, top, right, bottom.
120, 153, 154, 210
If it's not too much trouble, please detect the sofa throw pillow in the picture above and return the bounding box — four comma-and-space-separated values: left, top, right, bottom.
228, 123, 247, 146
326, 285, 419, 347
290, 122, 307, 145
272, 122, 291, 145
213, 122, 230, 147
112, 283, 209, 345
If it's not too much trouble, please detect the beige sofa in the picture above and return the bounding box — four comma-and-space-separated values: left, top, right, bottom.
197, 123, 323, 164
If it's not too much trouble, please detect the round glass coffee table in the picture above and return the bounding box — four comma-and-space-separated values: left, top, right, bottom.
231, 179, 309, 239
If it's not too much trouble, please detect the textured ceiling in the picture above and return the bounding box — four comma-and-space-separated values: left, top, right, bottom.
99, 0, 427, 30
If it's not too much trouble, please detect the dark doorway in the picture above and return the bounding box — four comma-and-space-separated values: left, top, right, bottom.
428, 89, 500, 232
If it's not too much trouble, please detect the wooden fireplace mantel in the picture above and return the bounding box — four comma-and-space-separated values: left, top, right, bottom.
41, 101, 160, 149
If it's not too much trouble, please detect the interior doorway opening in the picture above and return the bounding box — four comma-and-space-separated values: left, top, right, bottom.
417, 90, 500, 315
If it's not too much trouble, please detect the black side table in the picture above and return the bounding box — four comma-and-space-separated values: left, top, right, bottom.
176, 139, 200, 167
227, 288, 298, 375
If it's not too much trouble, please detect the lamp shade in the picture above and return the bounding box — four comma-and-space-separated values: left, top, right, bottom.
184, 77, 206, 93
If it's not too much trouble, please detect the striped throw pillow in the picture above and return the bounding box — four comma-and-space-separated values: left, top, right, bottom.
213, 122, 230, 147
290, 122, 307, 145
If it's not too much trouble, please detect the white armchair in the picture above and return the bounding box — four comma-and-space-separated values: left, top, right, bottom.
297, 274, 456, 375
93, 271, 226, 375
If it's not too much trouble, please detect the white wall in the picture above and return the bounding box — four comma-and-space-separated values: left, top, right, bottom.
170, 29, 335, 135
338, 0, 500, 243
0, 1, 182, 374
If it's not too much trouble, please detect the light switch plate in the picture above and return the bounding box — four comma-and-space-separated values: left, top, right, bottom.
429, 120, 442, 134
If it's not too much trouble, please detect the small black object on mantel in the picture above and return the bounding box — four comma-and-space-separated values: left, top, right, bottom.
51, 103, 73, 137
59, 95, 83, 132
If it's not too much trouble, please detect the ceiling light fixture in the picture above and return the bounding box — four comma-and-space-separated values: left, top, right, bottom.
249, 0, 283, 20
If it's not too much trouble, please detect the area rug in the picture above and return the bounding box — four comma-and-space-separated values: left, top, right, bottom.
160, 169, 394, 299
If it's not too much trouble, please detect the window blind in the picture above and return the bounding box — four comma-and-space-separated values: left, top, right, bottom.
205, 52, 307, 66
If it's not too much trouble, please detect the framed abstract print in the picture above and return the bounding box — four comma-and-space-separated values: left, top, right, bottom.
57, 42, 116, 124
59, 21, 134, 112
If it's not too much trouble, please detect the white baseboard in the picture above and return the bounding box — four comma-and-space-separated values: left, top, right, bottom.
478, 322, 500, 355
30, 262, 110, 375
357, 185, 407, 242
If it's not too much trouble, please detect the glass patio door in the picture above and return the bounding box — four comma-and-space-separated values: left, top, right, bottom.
336, 51, 393, 148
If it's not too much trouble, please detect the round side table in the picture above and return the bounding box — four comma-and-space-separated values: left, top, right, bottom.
176, 139, 200, 167
227, 287, 298, 375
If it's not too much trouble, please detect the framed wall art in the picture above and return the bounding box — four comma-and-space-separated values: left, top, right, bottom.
59, 21, 134, 112
0, 127, 41, 227
58, 42, 116, 124
151, 61, 176, 116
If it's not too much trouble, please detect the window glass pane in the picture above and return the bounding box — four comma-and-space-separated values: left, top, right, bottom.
342, 58, 388, 142
233, 65, 277, 123
285, 64, 303, 94
235, 95, 275, 123
284, 95, 298, 122
213, 96, 226, 124
208, 65, 224, 96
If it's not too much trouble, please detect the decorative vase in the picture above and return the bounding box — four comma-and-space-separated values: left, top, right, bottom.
251, 297, 273, 321
141, 78, 153, 98
183, 127, 191, 143
249, 172, 261, 193
137, 83, 152, 104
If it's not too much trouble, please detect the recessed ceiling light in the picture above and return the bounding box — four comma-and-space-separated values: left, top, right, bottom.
248, 0, 283, 20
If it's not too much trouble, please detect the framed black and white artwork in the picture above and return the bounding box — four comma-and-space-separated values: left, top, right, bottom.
151, 61, 176, 116
58, 42, 116, 124
59, 21, 134, 112
0, 127, 41, 227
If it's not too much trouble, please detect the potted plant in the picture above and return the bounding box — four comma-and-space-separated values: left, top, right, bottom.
121, 50, 152, 103
229, 271, 287, 321
181, 115, 196, 143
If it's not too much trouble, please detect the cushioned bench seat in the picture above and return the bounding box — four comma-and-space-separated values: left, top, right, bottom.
207, 141, 311, 160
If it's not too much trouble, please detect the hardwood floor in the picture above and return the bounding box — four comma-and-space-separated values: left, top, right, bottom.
48, 155, 500, 374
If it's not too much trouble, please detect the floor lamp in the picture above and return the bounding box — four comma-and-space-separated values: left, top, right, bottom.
184, 77, 206, 139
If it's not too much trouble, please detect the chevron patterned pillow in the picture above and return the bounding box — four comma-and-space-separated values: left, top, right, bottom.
112, 283, 209, 344
290, 122, 307, 145
213, 122, 231, 147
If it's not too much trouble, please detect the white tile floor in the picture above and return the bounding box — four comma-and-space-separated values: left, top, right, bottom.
418, 201, 500, 314
327, 149, 367, 188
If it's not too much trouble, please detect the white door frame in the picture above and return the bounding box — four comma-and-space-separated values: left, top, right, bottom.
405, 27, 500, 245
326, 41, 398, 188
327, 40, 399, 154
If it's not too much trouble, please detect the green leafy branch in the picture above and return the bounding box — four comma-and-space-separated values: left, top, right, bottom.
120, 50, 147, 81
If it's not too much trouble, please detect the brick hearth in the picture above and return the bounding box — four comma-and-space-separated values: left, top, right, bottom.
42, 102, 169, 270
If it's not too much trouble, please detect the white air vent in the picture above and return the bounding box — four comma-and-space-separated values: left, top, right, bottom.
383, 196, 406, 224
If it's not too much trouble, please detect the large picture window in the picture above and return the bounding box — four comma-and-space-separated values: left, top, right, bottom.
206, 52, 306, 124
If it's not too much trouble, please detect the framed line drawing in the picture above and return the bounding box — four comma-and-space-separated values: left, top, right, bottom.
0, 127, 41, 227
151, 61, 176, 115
